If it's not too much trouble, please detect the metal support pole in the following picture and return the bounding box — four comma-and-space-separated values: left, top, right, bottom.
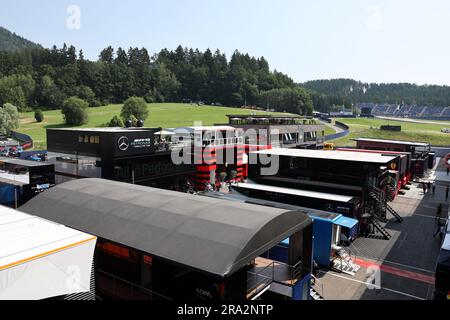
14, 188, 17, 209
76, 151, 79, 178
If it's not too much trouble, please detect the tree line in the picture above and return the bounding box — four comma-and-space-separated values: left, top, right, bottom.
2, 42, 450, 123
0, 44, 313, 117
303, 79, 450, 107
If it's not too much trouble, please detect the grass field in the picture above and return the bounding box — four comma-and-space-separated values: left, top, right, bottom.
323, 126, 336, 136
331, 117, 450, 147
19, 103, 298, 149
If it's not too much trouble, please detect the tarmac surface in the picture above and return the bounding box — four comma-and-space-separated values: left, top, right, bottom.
318, 119, 345, 134
316, 157, 449, 300
376, 116, 450, 126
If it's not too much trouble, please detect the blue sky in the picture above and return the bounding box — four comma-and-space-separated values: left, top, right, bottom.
2, 0, 450, 85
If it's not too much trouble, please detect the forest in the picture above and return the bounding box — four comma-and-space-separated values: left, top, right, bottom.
2, 32, 449, 118
0, 44, 313, 116
303, 79, 450, 108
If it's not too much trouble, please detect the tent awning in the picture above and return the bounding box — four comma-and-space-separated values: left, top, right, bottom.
0, 205, 96, 300
20, 178, 312, 277
154, 130, 175, 135
333, 216, 359, 229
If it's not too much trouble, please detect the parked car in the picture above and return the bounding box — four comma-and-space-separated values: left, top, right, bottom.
27, 155, 42, 162
441, 128, 450, 133
0, 150, 9, 157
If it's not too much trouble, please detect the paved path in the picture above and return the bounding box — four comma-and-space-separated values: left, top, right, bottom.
318, 119, 344, 134
317, 162, 448, 300
427, 157, 450, 184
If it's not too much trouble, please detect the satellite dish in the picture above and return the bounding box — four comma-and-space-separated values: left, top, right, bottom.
137, 120, 144, 128
125, 120, 133, 128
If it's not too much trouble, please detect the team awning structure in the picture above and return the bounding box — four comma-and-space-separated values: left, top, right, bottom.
154, 130, 175, 135
0, 206, 96, 300
333, 216, 359, 229
20, 178, 312, 278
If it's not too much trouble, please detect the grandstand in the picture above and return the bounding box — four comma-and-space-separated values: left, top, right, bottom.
356, 103, 450, 120
442, 107, 450, 117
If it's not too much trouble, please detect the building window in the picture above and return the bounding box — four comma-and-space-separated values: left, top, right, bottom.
94, 136, 100, 144
143, 255, 153, 266
90, 136, 96, 144
78, 135, 84, 143
101, 242, 130, 260
84, 135, 89, 143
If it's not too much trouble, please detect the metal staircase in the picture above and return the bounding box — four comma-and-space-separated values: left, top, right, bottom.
368, 186, 402, 223
331, 246, 361, 276
368, 186, 388, 222
310, 275, 324, 300
367, 186, 391, 239
385, 175, 397, 201
368, 204, 388, 223
370, 217, 392, 240
386, 203, 403, 222
310, 288, 323, 300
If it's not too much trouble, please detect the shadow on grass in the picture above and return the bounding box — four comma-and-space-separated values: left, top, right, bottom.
44, 122, 108, 130
44, 123, 72, 129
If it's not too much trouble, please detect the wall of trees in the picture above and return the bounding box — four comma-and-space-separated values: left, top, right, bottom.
303, 79, 450, 107
0, 44, 313, 115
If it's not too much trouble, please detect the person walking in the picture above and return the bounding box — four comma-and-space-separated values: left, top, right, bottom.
433, 219, 445, 240
447, 167, 450, 176
446, 185, 449, 199
436, 204, 442, 220
432, 182, 436, 194
422, 183, 427, 194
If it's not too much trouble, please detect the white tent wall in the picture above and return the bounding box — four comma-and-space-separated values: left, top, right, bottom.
0, 238, 96, 300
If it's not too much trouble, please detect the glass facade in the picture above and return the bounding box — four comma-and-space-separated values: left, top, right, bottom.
48, 152, 102, 179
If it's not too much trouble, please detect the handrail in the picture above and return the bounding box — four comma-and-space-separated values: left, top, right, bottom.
332, 246, 357, 274
247, 261, 274, 298
272, 260, 303, 286
311, 274, 324, 299
291, 260, 303, 281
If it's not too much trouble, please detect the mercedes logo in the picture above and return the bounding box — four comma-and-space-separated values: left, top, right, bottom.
118, 136, 129, 151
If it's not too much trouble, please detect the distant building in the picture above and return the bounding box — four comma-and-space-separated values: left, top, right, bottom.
246, 148, 403, 239
46, 127, 196, 190
223, 114, 325, 149
328, 110, 355, 118
0, 157, 54, 206
360, 107, 373, 117
172, 126, 245, 190
354, 138, 434, 177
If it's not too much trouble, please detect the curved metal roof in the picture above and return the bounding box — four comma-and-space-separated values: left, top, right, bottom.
20, 178, 311, 277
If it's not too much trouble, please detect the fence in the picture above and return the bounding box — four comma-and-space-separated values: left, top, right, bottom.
11, 131, 33, 150
323, 120, 350, 141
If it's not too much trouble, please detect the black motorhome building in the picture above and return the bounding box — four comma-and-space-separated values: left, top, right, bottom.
249, 149, 398, 193
46, 128, 195, 189
20, 178, 314, 301
232, 182, 360, 219
248, 149, 400, 224
0, 157, 55, 206
355, 138, 434, 177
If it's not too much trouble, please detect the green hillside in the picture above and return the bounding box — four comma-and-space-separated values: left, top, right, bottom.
331, 117, 450, 147
0, 26, 41, 51
19, 103, 298, 149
